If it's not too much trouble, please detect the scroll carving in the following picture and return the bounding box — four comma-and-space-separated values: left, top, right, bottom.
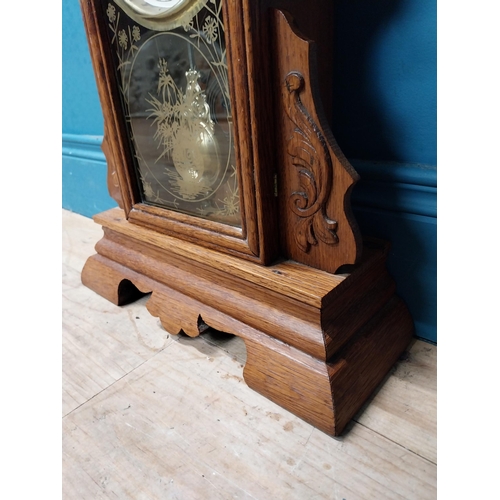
283, 72, 338, 253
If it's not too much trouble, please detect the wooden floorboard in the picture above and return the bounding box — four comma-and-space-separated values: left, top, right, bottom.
62, 209, 437, 499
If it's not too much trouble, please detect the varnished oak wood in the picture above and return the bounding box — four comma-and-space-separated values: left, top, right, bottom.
82, 208, 413, 436
79, 0, 414, 438
102, 126, 123, 209
64, 209, 436, 499
273, 10, 362, 273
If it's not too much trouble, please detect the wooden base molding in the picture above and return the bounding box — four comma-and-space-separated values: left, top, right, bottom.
82, 208, 414, 436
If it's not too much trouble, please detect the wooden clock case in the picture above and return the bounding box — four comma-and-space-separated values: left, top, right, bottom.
80, 0, 414, 436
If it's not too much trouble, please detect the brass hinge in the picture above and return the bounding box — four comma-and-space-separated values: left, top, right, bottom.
274, 173, 278, 197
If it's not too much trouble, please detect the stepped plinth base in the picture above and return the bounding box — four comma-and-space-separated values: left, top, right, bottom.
82, 208, 414, 436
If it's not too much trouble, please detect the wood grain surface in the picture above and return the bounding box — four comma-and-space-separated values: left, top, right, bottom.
272, 9, 362, 273
63, 209, 436, 499
81, 207, 414, 435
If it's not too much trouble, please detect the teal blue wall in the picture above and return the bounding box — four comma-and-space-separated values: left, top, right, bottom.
62, 0, 437, 343
331, 0, 437, 166
62, 2, 104, 136
62, 1, 117, 215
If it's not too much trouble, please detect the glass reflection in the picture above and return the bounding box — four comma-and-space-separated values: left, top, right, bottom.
104, 0, 241, 226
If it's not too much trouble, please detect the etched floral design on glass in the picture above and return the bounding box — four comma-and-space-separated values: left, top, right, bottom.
105, 0, 241, 226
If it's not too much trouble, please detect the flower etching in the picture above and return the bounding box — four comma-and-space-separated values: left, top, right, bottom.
118, 29, 128, 49
183, 18, 194, 32
106, 4, 141, 100
107, 0, 239, 222
203, 16, 218, 44
146, 61, 219, 200
215, 168, 240, 217
106, 3, 116, 22
132, 25, 141, 42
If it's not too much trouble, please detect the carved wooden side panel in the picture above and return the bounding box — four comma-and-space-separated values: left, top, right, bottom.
283, 72, 338, 253
273, 10, 362, 274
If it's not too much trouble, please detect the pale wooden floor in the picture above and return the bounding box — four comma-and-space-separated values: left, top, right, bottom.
62, 209, 437, 500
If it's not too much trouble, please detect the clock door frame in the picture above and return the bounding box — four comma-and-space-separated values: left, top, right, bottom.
80, 0, 279, 264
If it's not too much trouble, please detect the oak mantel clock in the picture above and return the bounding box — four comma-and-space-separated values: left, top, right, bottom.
80, 0, 414, 436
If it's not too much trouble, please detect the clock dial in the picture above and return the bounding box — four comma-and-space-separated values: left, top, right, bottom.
104, 0, 241, 226
114, 0, 207, 31
121, 0, 189, 15
141, 0, 187, 8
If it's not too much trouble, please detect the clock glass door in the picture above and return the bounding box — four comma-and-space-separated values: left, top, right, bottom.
103, 0, 241, 226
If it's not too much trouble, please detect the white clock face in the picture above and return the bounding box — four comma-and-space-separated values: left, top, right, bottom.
123, 0, 190, 15
115, 0, 206, 30
142, 0, 185, 8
